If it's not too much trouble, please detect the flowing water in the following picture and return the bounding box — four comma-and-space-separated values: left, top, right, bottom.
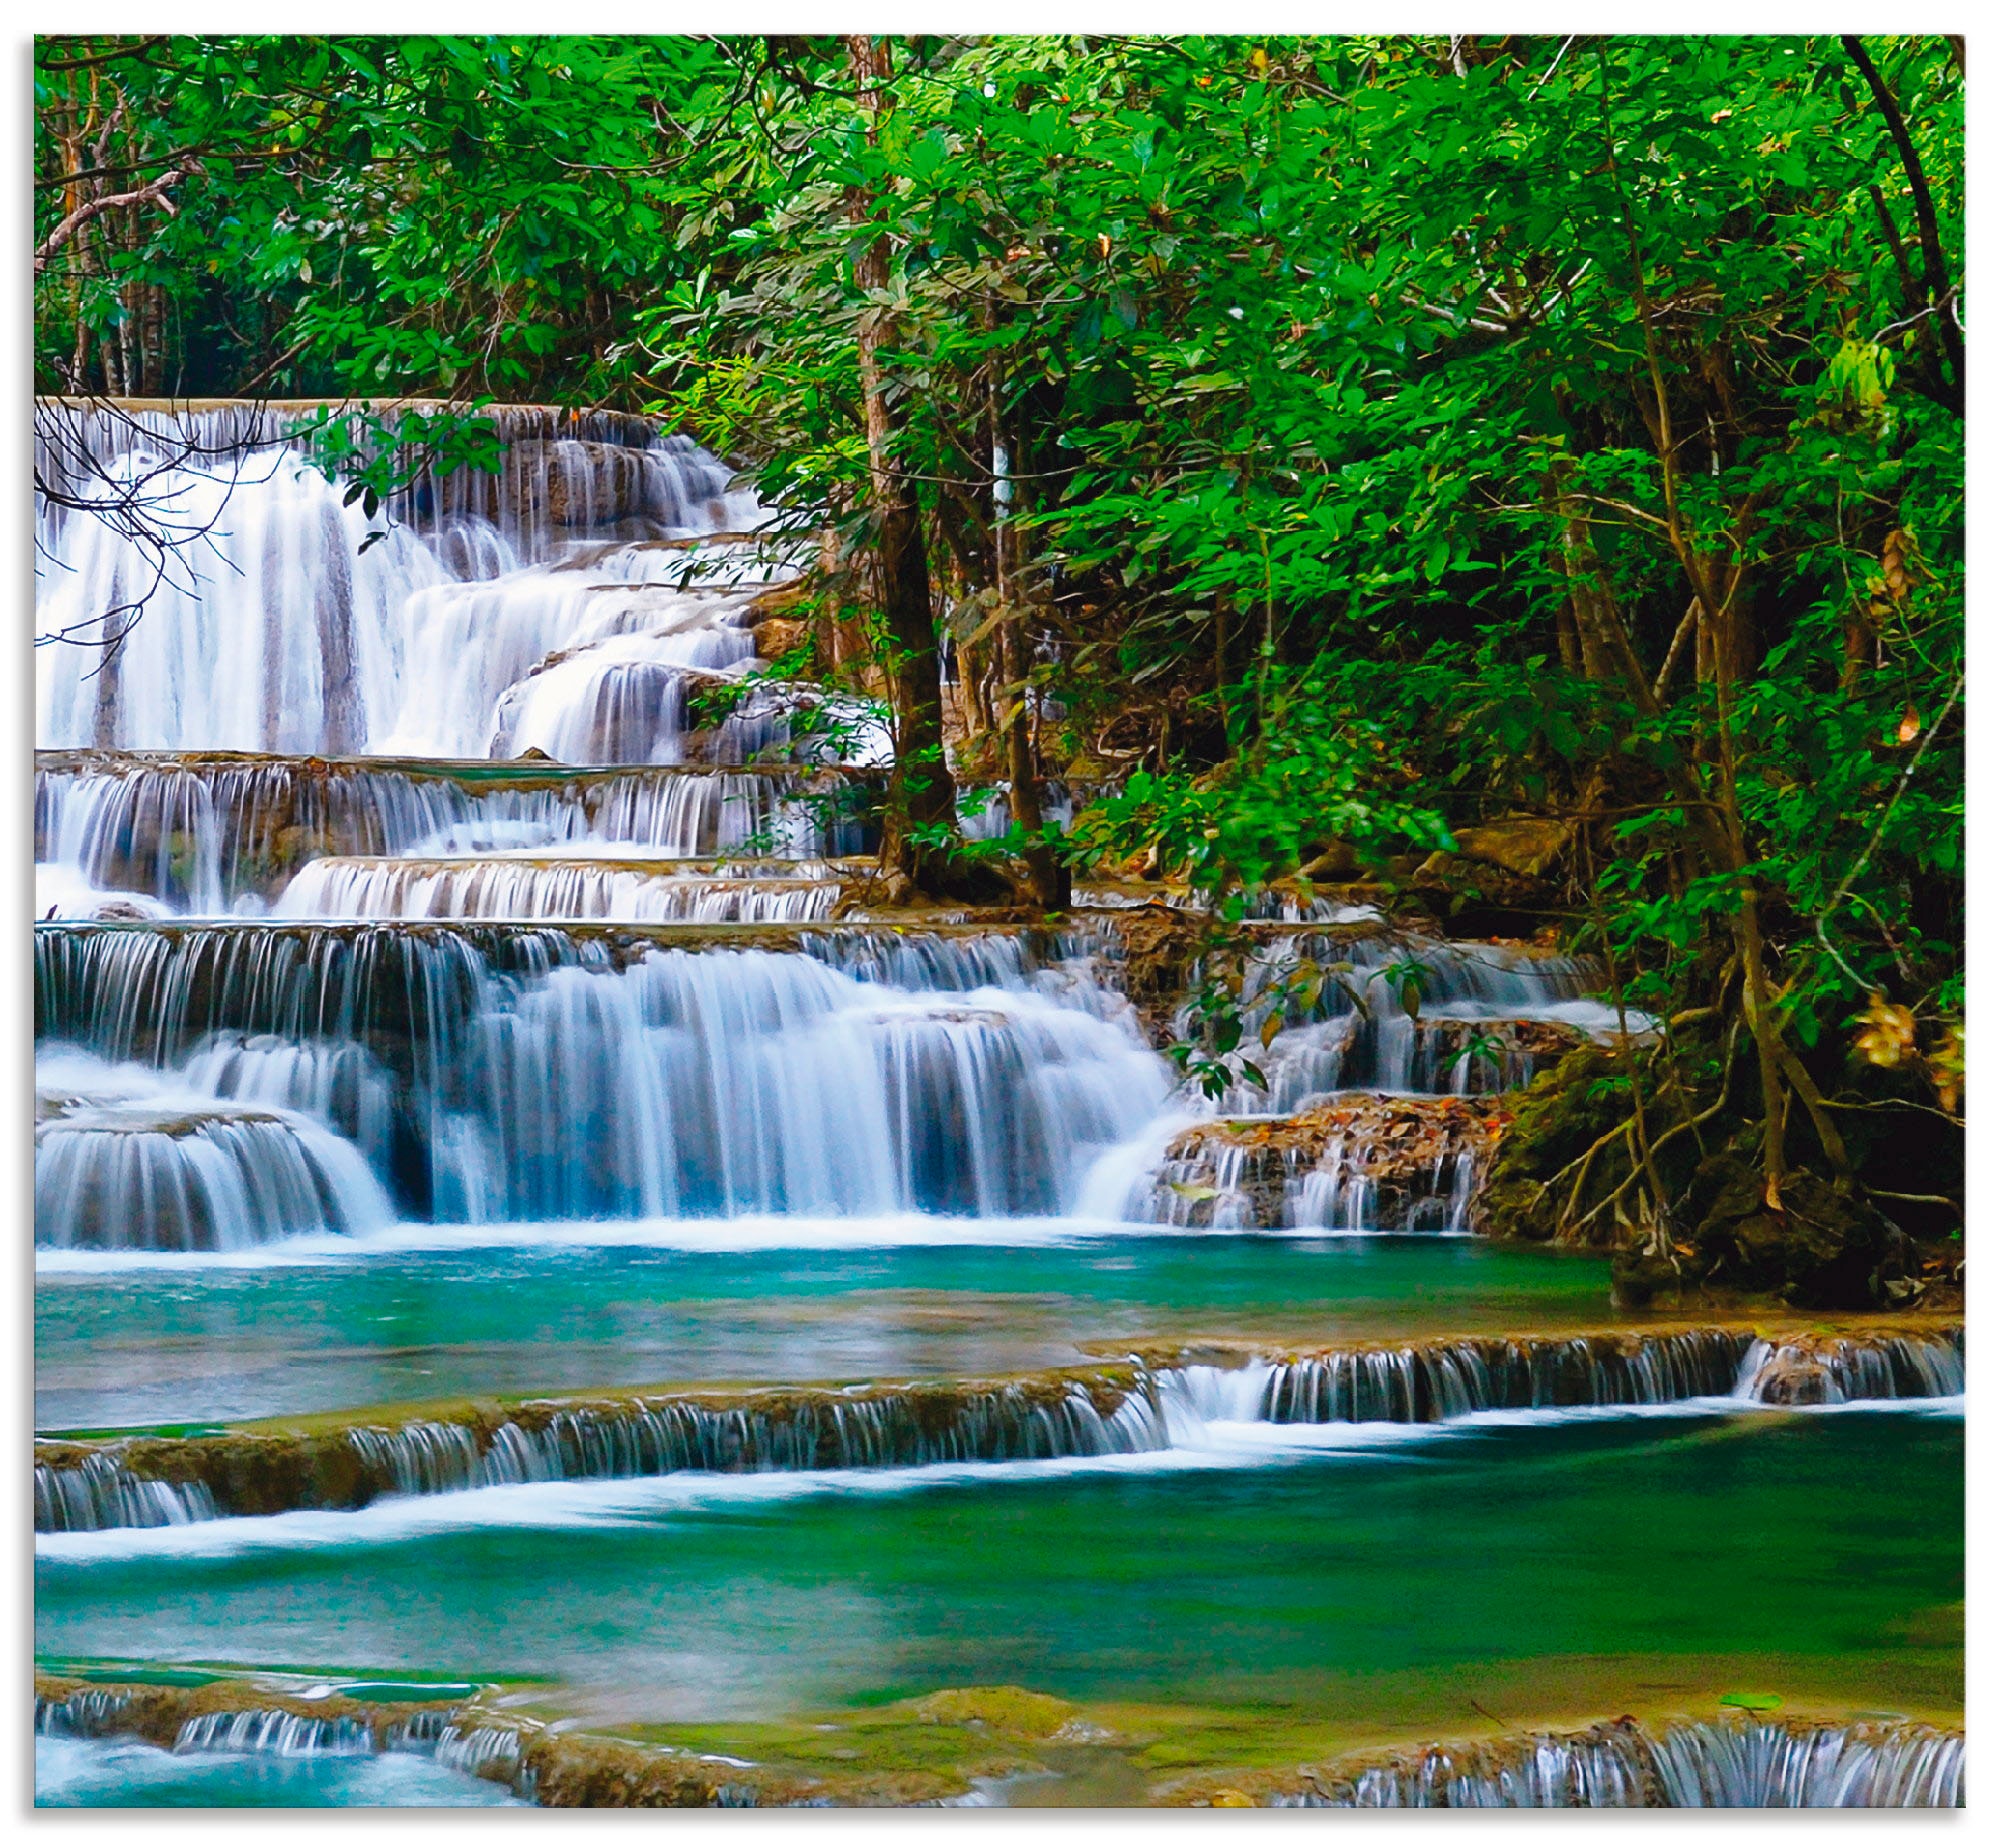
32, 400, 1962, 1805
35, 1236, 1619, 1428
35, 1413, 1962, 1780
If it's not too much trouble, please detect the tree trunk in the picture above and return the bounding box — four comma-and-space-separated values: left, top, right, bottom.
991, 402, 1069, 911
844, 34, 957, 891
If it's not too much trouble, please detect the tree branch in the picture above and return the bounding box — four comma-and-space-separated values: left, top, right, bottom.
1842, 35, 1963, 414
35, 164, 192, 272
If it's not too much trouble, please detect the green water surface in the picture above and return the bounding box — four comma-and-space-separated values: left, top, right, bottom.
37, 1409, 1962, 1746
37, 1232, 1617, 1429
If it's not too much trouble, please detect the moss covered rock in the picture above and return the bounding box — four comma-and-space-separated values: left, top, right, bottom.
1478, 1046, 1629, 1243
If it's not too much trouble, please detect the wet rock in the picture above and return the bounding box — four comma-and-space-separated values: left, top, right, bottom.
1449, 818, 1574, 878
1609, 1249, 1683, 1309
1300, 840, 1361, 881
1743, 1347, 1838, 1405
1689, 1156, 1909, 1309
1413, 817, 1574, 930
1147, 1094, 1508, 1232
754, 616, 811, 661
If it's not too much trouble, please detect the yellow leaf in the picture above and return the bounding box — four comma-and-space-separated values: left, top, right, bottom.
1260, 1009, 1284, 1050
1852, 992, 1917, 1069
1897, 705, 1921, 744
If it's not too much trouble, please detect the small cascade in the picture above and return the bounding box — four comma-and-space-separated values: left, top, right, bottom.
35, 1452, 218, 1533
1735, 1329, 1965, 1404
1132, 1097, 1502, 1233
347, 1422, 486, 1496
35, 1327, 1961, 1527
1645, 1718, 1964, 1807
36, 753, 873, 910
343, 1377, 1167, 1505
33, 1670, 485, 1762
273, 857, 843, 923
173, 1711, 376, 1757
36, 1690, 134, 1738
385, 1710, 456, 1751
34, 1049, 393, 1250
435, 1721, 533, 1793
1161, 1330, 1756, 1426
1261, 1717, 1964, 1808
37, 925, 1164, 1224
1202, 931, 1625, 1108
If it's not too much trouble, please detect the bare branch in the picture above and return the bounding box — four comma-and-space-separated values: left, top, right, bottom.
35, 164, 193, 272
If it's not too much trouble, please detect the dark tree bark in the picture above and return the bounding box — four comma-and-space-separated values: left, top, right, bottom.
1842, 35, 1964, 417
844, 34, 959, 893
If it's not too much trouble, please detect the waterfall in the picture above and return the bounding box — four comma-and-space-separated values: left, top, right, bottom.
36, 1690, 135, 1738
35, 400, 756, 559
36, 925, 1165, 1227
37, 448, 436, 755
434, 1721, 533, 1793
349, 1379, 1169, 1498
272, 858, 843, 923
34, 1451, 218, 1532
1262, 1718, 1964, 1808
1200, 931, 1627, 1108
1132, 1098, 1498, 1233
36, 755, 872, 913
34, 1046, 394, 1250
1168, 1330, 1757, 1425
173, 1711, 377, 1757
36, 400, 797, 760
36, 1328, 1960, 1528
1734, 1329, 1966, 1404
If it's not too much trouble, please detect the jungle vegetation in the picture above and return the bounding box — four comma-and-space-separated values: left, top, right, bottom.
33, 33, 1965, 1293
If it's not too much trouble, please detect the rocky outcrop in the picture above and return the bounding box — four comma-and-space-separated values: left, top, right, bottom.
1142, 1094, 1508, 1231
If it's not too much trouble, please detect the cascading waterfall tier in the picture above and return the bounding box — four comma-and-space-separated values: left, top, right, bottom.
1189, 928, 1633, 1108
33, 1326, 1962, 1529
1737, 1333, 1967, 1404
35, 921, 1163, 1233
36, 399, 804, 761
173, 1712, 376, 1757
1217, 1716, 1964, 1808
1131, 1094, 1508, 1232
36, 752, 877, 913
271, 857, 845, 923
34, 1451, 218, 1534
34, 1673, 479, 1762
34, 1045, 393, 1251
34, 399, 749, 554
34, 1675, 1961, 1809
